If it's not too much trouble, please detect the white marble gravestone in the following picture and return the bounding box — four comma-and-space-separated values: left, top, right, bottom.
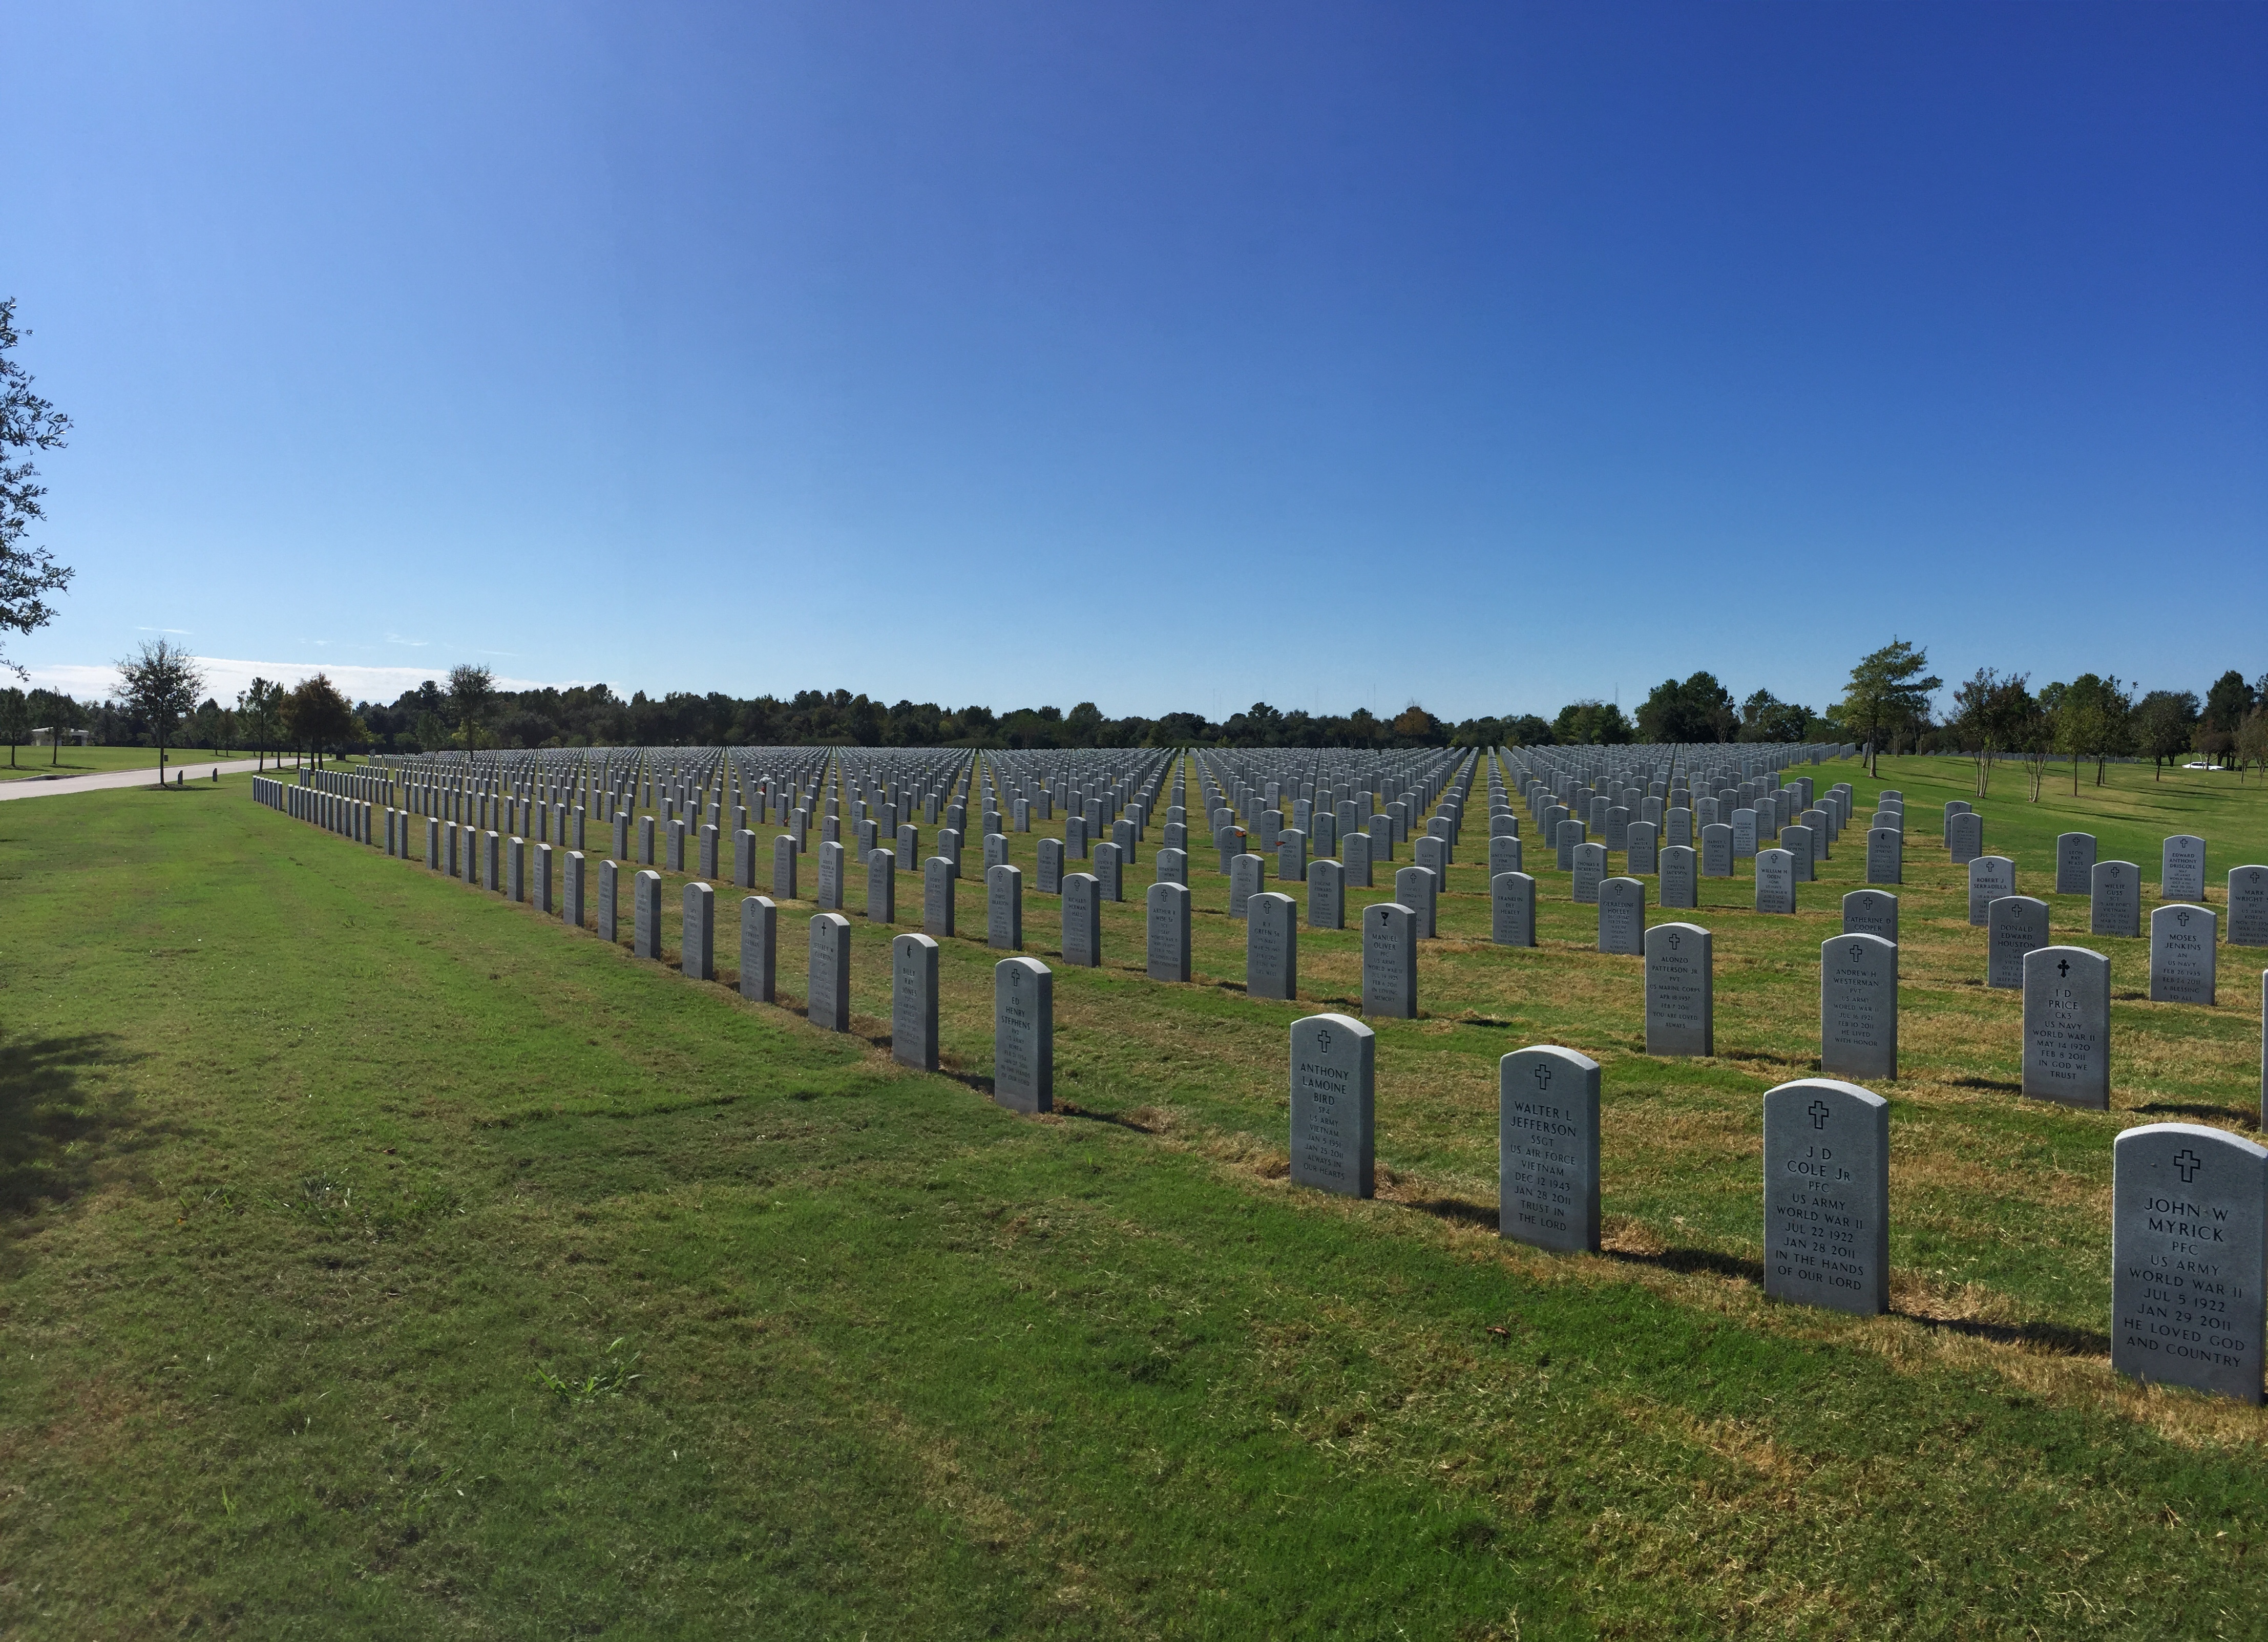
923, 856, 956, 938
634, 868, 663, 960
2023, 945, 2110, 1108
1987, 895, 2051, 989
891, 932, 940, 1071
1701, 824, 1734, 878
2151, 903, 2218, 1004
2162, 835, 2207, 902
2228, 866, 2268, 948
1290, 1013, 1375, 1198
682, 881, 716, 980
1498, 1045, 1601, 1253
1247, 892, 1298, 1001
1571, 843, 1606, 904
1343, 829, 1373, 887
2092, 860, 2141, 937
2112, 1123, 2266, 1405
1967, 856, 2015, 925
1361, 902, 1418, 1019
1061, 872, 1101, 967
988, 863, 1022, 951
2056, 832, 2098, 896
1658, 845, 1697, 909
1597, 876, 1646, 955
772, 834, 798, 900
1644, 923, 1712, 1056
1396, 864, 1437, 939
1755, 849, 1796, 915
1821, 934, 1897, 1080
740, 895, 776, 1002
1491, 871, 1536, 947
1146, 882, 1191, 981
1229, 853, 1265, 920
808, 913, 852, 1032
1763, 1079, 1889, 1316
993, 957, 1053, 1113
1308, 858, 1345, 931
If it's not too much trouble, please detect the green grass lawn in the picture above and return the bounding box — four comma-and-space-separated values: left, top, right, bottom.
3, 754, 2266, 1637
0, 745, 274, 781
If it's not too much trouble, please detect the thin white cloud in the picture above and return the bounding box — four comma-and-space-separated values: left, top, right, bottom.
386, 633, 430, 647
135, 626, 192, 634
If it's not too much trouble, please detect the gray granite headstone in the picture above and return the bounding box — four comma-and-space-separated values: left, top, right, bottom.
1037, 836, 1063, 895
1864, 826, 1902, 886
2092, 860, 2141, 938
1290, 1013, 1375, 1198
1280, 829, 1310, 884
634, 868, 663, 960
1841, 889, 1898, 946
1665, 807, 1692, 848
1343, 829, 1373, 887
1396, 864, 1437, 938
1093, 840, 1123, 903
1658, 845, 1697, 909
2162, 834, 2207, 902
1571, 843, 1605, 905
2056, 832, 2098, 896
1763, 1078, 1889, 1316
682, 880, 715, 980
1644, 923, 1712, 1056
1491, 871, 1535, 947
1247, 892, 1298, 1001
562, 849, 585, 928
772, 834, 798, 900
1156, 846, 1187, 887
2228, 867, 2268, 948
599, 858, 619, 943
2023, 945, 2111, 1108
1225, 852, 1263, 920
1821, 934, 1897, 1080
1308, 858, 1345, 930
891, 933, 940, 1071
2112, 1122, 2267, 1405
1488, 834, 1522, 880
1967, 855, 2015, 926
897, 823, 919, 873
987, 863, 1022, 950
1731, 808, 1758, 859
993, 957, 1053, 1113
1146, 881, 1191, 981
1701, 824, 1733, 878
809, 913, 852, 1031
1626, 819, 1658, 876
1987, 895, 2051, 989
866, 848, 896, 922
1947, 811, 1984, 867
1498, 1045, 1601, 1253
1597, 876, 1645, 955
1755, 848, 1796, 915
1062, 872, 1100, 967
1556, 818, 1583, 871
2151, 903, 2217, 1004
1361, 902, 1418, 1019
740, 895, 776, 1001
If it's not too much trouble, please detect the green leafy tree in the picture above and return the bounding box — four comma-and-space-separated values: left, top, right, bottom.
0, 684, 26, 766
1506, 713, 1554, 747
2130, 689, 2199, 782
448, 663, 498, 752
1636, 672, 1735, 743
237, 678, 283, 770
1836, 639, 1942, 776
1949, 668, 2036, 797
1552, 700, 1633, 745
2237, 709, 2268, 786
0, 298, 75, 678
2196, 670, 2257, 769
282, 673, 353, 767
114, 638, 206, 780
1738, 689, 1816, 745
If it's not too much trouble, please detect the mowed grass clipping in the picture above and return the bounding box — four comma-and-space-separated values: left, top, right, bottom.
0, 756, 2261, 1639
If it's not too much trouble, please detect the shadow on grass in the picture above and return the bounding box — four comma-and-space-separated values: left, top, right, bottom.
1950, 1075, 2025, 1094
2133, 1100, 2259, 1129
1607, 1243, 1768, 1286
0, 1030, 148, 1225
1402, 1195, 1499, 1231
1897, 1312, 2114, 1358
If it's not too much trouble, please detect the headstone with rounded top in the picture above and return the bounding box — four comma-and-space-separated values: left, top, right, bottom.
2091, 859, 2141, 937
987, 862, 1022, 950
1396, 864, 1438, 937
993, 957, 1053, 1112
1967, 855, 2015, 926
2112, 1123, 2266, 1404
1701, 824, 1734, 878
1763, 1079, 1889, 1316
1308, 857, 1345, 931
1229, 852, 1266, 920
1598, 876, 1646, 955
1362, 902, 1418, 1019
1571, 843, 1606, 904
2023, 945, 2110, 1107
1841, 889, 1898, 946
1644, 923, 1712, 1055
683, 881, 716, 980
1290, 1013, 1374, 1198
1755, 848, 1796, 915
740, 895, 775, 1001
808, 913, 852, 1031
1499, 1045, 1601, 1253
2228, 866, 2268, 947
1062, 873, 1101, 967
1948, 811, 1984, 867
1657, 844, 1697, 909
2162, 835, 2207, 902
2056, 832, 2098, 896
1247, 892, 1298, 1001
1344, 829, 1373, 887
1146, 881, 1190, 981
1821, 934, 1897, 1080
1987, 895, 2051, 988
1492, 871, 1536, 947
2151, 903, 2217, 1004
1865, 826, 1902, 886
634, 868, 664, 959
891, 933, 940, 1070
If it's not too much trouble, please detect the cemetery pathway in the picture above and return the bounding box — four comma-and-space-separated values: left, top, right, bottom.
0, 756, 268, 800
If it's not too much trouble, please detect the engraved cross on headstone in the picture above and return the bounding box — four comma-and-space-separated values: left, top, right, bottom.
2175, 1148, 2203, 1183
1808, 1098, 1830, 1130
2057, 958, 2070, 978
1532, 1063, 1553, 1091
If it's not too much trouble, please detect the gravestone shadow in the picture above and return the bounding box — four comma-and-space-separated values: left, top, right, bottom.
0, 1030, 151, 1242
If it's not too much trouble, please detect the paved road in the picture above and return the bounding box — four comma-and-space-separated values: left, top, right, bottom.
0, 757, 275, 801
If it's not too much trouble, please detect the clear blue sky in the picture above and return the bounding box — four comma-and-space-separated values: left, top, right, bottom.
11, 1, 2263, 722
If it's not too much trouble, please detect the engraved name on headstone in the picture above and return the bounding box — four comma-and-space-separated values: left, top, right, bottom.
1361, 902, 1418, 1019
1658, 844, 1697, 909
1062, 872, 1101, 967
891, 932, 940, 1071
2112, 1123, 2266, 1405
2092, 859, 2141, 937
740, 894, 776, 1001
1763, 1079, 1889, 1316
993, 957, 1053, 1113
1146, 881, 1191, 981
1598, 876, 1646, 955
1247, 892, 1298, 1001
1987, 895, 2051, 989
2151, 903, 2218, 1005
1644, 922, 1713, 1056
1491, 871, 1536, 947
808, 912, 852, 1031
1290, 1013, 1375, 1198
1967, 855, 2015, 925
682, 880, 716, 980
1308, 857, 1345, 930
2023, 945, 2110, 1108
1821, 934, 1897, 1080
1498, 1045, 1601, 1253
1755, 848, 1796, 915
2162, 834, 2207, 902
2056, 832, 2098, 896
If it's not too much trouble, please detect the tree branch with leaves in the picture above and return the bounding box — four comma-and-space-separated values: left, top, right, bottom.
0, 299, 75, 679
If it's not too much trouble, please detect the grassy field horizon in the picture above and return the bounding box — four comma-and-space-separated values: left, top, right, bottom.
5, 752, 2266, 1637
